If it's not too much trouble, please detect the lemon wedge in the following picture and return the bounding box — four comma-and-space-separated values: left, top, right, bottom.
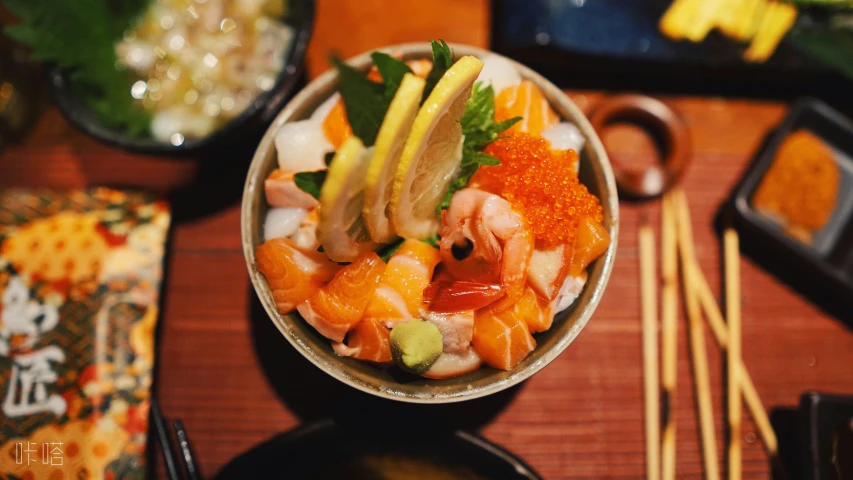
363, 73, 426, 243
317, 136, 377, 262
390, 55, 484, 239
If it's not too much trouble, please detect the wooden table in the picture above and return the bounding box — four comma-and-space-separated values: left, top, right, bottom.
3, 1, 853, 478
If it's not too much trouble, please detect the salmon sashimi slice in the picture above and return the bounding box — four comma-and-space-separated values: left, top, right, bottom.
567, 215, 610, 277
363, 240, 441, 326
472, 303, 536, 370
255, 238, 339, 314
297, 252, 386, 342
265, 169, 320, 209
332, 317, 392, 363
512, 286, 554, 333
494, 80, 559, 136
322, 97, 352, 148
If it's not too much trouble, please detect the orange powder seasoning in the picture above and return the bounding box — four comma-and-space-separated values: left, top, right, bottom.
475, 133, 604, 246
753, 130, 839, 241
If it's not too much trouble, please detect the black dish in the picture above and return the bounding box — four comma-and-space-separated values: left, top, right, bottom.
729, 97, 853, 321
49, 0, 315, 158
214, 419, 543, 480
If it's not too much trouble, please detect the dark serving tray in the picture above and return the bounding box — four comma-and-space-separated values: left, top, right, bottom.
491, 0, 849, 99
728, 98, 853, 319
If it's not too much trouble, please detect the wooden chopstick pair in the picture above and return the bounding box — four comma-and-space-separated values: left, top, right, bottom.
639, 189, 777, 480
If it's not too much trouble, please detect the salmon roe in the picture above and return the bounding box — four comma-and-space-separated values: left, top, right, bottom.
477, 134, 604, 246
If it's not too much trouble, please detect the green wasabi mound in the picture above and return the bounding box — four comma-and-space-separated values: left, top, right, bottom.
390, 319, 443, 374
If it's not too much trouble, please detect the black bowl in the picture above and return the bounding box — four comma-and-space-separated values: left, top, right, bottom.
214, 419, 543, 480
49, 0, 315, 158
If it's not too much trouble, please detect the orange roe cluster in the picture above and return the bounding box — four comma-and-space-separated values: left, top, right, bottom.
476, 133, 603, 246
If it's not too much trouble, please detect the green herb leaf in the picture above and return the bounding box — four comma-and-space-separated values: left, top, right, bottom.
436, 81, 521, 214
422, 39, 453, 102
423, 234, 441, 249
331, 56, 387, 146
324, 151, 335, 166
3, 0, 152, 135
370, 52, 412, 99
294, 171, 327, 200
790, 21, 853, 79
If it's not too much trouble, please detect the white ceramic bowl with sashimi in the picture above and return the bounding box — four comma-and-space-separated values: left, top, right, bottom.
242, 42, 618, 403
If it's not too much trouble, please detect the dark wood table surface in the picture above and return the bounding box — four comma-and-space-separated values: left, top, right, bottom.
3, 1, 853, 478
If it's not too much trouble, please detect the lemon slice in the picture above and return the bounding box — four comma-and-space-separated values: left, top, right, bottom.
390, 55, 484, 239
363, 73, 427, 243
317, 136, 377, 262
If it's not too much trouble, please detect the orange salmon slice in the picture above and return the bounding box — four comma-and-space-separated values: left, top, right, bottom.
298, 252, 386, 342
255, 238, 339, 314
494, 80, 559, 136
340, 317, 392, 363
363, 240, 440, 326
472, 303, 536, 370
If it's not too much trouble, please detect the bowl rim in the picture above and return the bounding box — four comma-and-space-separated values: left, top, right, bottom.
49, 0, 316, 157
242, 42, 619, 403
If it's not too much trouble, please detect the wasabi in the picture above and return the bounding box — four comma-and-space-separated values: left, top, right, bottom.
390, 320, 443, 374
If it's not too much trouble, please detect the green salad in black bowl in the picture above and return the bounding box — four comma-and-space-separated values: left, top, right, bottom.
3, 0, 314, 156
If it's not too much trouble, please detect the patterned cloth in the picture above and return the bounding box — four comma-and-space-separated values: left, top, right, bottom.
0, 188, 170, 480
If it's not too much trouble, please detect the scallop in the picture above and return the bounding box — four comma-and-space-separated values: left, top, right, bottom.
476, 54, 522, 95
264, 207, 308, 241
274, 119, 333, 172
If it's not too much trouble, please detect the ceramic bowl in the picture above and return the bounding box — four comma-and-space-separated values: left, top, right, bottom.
242, 43, 619, 403
49, 0, 315, 157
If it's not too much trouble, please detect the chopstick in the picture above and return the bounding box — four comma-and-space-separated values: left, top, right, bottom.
694, 253, 779, 456
640, 218, 661, 480
151, 399, 182, 480
725, 229, 742, 480
174, 420, 201, 480
660, 193, 679, 480
673, 189, 720, 480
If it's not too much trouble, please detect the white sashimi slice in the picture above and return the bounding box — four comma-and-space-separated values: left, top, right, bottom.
423, 348, 483, 379
526, 243, 568, 301
554, 272, 588, 313
476, 54, 522, 94
421, 310, 474, 353
274, 119, 333, 172
263, 208, 308, 241
542, 122, 585, 158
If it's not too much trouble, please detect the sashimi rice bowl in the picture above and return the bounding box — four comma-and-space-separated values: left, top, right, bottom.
242, 42, 618, 402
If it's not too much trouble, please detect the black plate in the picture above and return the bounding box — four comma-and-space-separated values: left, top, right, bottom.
213, 419, 543, 480
728, 97, 853, 320
49, 0, 315, 157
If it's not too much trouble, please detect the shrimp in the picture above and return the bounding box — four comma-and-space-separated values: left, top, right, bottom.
438, 188, 533, 311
